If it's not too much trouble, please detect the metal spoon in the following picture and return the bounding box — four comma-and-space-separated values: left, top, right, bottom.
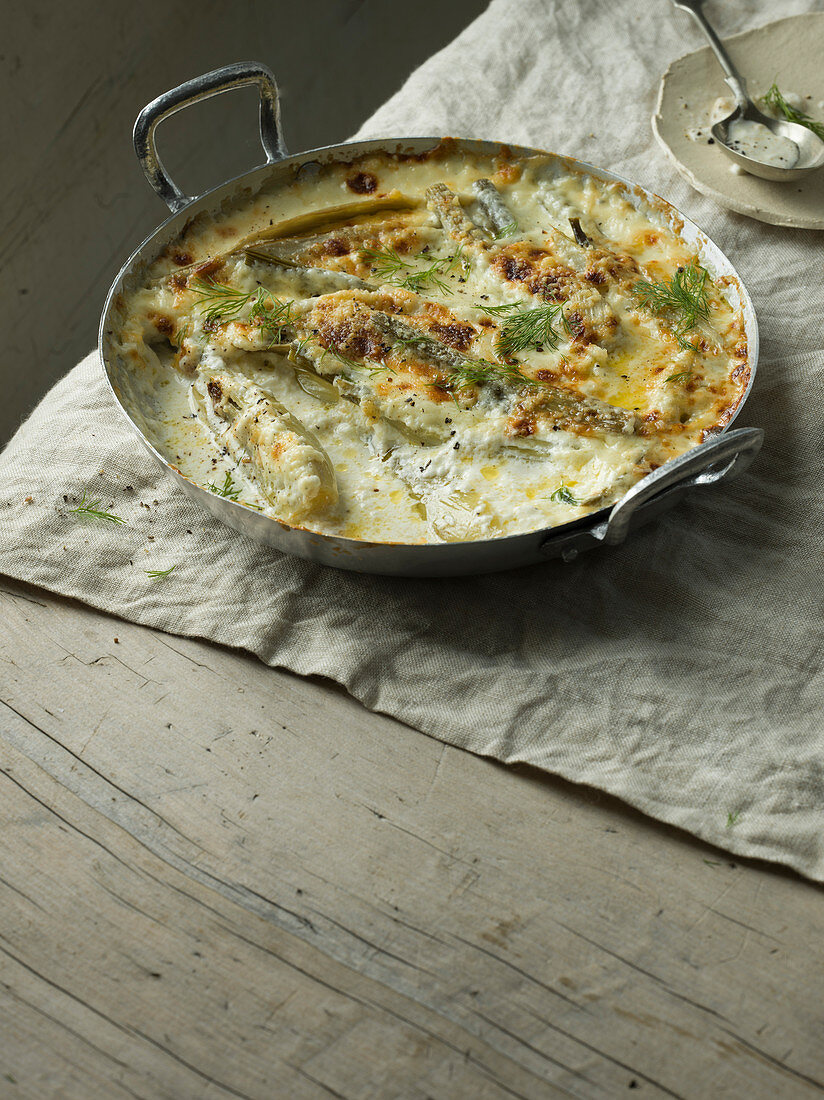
671, 0, 824, 181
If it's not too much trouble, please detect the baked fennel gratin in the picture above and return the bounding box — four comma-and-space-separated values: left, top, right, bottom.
114, 145, 749, 543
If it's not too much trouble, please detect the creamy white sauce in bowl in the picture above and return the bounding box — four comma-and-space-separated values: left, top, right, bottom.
725, 118, 799, 168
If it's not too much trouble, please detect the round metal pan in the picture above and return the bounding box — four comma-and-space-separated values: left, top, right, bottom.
100, 63, 763, 577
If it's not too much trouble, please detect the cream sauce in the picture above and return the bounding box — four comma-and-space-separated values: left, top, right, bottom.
725, 118, 798, 168
114, 148, 748, 545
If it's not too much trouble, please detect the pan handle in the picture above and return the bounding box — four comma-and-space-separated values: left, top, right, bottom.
133, 62, 287, 213
544, 426, 764, 562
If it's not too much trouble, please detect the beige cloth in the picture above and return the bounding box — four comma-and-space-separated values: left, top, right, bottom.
3, 0, 824, 880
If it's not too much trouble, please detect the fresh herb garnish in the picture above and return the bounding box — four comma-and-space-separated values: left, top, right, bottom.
494, 303, 567, 358
549, 485, 581, 506
190, 278, 255, 323
726, 811, 742, 829
145, 565, 177, 579
191, 279, 294, 344
251, 295, 294, 344
763, 82, 824, 142
206, 472, 261, 509
365, 363, 394, 378
68, 491, 126, 524
633, 261, 710, 350
390, 329, 536, 391
401, 261, 451, 295
360, 245, 465, 295
493, 221, 519, 240
320, 346, 361, 371
666, 370, 694, 385
473, 302, 520, 318
393, 334, 438, 350
456, 247, 472, 279
288, 335, 316, 364
207, 471, 241, 501
359, 246, 409, 283
447, 358, 536, 392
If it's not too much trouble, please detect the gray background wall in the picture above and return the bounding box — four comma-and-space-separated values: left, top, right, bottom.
0, 0, 487, 445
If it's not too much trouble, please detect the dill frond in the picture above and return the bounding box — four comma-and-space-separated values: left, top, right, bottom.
666, 370, 694, 385
398, 260, 450, 295
393, 334, 438, 351
391, 330, 534, 391
361, 245, 465, 295
494, 303, 566, 358
250, 294, 295, 345
763, 83, 824, 141
320, 346, 361, 371
360, 246, 410, 283
190, 278, 254, 323
473, 302, 519, 318
207, 471, 241, 501
453, 246, 472, 278
144, 565, 177, 578
447, 358, 535, 392
293, 336, 313, 355
493, 221, 519, 240
68, 491, 126, 524
633, 261, 710, 350
549, 485, 581, 506
191, 279, 295, 345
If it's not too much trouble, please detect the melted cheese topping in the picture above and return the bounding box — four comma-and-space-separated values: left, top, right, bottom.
114, 146, 749, 544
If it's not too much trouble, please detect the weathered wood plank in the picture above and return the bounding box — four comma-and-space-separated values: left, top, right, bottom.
0, 725, 555, 1100
1, 577, 823, 1099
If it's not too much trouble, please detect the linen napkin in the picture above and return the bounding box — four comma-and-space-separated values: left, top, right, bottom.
3, 0, 824, 881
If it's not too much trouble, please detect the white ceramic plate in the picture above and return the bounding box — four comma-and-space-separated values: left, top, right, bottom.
653, 13, 824, 230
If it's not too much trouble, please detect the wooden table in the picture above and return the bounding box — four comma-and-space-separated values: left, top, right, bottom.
2, 575, 822, 1099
